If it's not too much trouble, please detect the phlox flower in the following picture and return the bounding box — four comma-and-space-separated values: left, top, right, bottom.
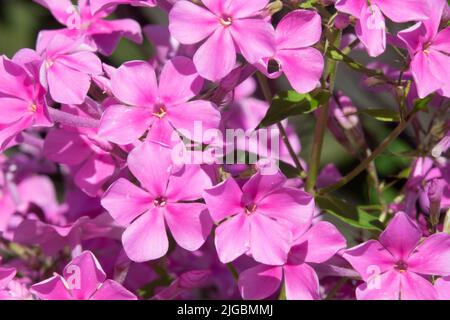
169, 0, 275, 81
99, 57, 220, 146
335, 0, 430, 57
0, 55, 51, 151
343, 212, 450, 300
35, 0, 143, 56
90, 0, 156, 15
31, 251, 137, 300
203, 171, 315, 265
238, 221, 346, 300
37, 34, 103, 105
0, 267, 17, 300
101, 141, 213, 262
398, 0, 450, 98
435, 276, 450, 300
257, 10, 324, 94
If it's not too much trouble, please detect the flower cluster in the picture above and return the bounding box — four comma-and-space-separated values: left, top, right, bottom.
0, 0, 449, 300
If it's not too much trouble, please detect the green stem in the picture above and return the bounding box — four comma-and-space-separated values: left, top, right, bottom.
256, 72, 303, 173
319, 111, 418, 195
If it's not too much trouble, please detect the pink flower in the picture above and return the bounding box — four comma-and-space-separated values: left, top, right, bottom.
336, 0, 430, 57
90, 0, 156, 15
203, 171, 315, 265
257, 10, 324, 93
398, 0, 450, 98
238, 221, 346, 300
31, 251, 137, 300
0, 55, 51, 151
169, 0, 275, 81
343, 212, 450, 300
35, 0, 143, 56
435, 276, 450, 300
0, 267, 17, 300
99, 57, 220, 146
37, 34, 102, 104
101, 141, 213, 262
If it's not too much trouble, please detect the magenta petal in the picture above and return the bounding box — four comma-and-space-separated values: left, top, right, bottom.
0, 97, 30, 124
230, 18, 275, 64
408, 233, 450, 276
250, 214, 292, 266
356, 270, 401, 300
379, 212, 422, 261
410, 51, 443, 98
122, 209, 168, 262
90, 280, 137, 300
277, 48, 323, 94
335, 0, 366, 17
284, 263, 320, 300
427, 49, 450, 97
46, 61, 91, 104
343, 240, 395, 281
432, 28, 450, 54
64, 251, 106, 300
43, 129, 92, 166
164, 203, 212, 251
101, 178, 152, 226
168, 100, 221, 143
74, 154, 116, 197
242, 171, 286, 204
0, 268, 16, 289
166, 165, 212, 202
215, 213, 250, 263
294, 222, 347, 264
57, 51, 102, 75
0, 57, 33, 101
168, 1, 218, 45
238, 264, 282, 300
158, 56, 204, 106
34, 0, 73, 25
111, 61, 158, 107
276, 10, 322, 49
31, 275, 73, 300
193, 28, 236, 81
435, 276, 450, 300
99, 105, 153, 145
376, 0, 430, 23
399, 272, 437, 300
203, 178, 244, 222
355, 4, 386, 57
228, 0, 269, 19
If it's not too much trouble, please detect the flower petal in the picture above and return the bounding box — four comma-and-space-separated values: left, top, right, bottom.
215, 213, 250, 263
203, 178, 244, 222
238, 264, 282, 300
408, 233, 450, 276
284, 263, 320, 300
31, 275, 73, 300
355, 270, 401, 300
399, 271, 437, 300
91, 280, 137, 300
276, 10, 322, 49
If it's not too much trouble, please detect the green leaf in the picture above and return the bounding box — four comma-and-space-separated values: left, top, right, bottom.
360, 108, 401, 122
413, 95, 433, 112
316, 195, 384, 231
256, 89, 330, 129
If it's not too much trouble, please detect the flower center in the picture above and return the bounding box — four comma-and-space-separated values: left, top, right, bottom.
28, 103, 38, 113
219, 16, 232, 27
244, 203, 257, 215
45, 60, 54, 69
395, 260, 408, 272
152, 104, 167, 119
153, 197, 167, 207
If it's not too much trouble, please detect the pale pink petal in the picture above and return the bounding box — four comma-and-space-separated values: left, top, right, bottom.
74, 154, 116, 197
435, 276, 450, 300
90, 280, 137, 300
356, 270, 401, 300
228, 0, 269, 19
56, 52, 102, 75
167, 100, 221, 142
127, 141, 173, 197
230, 18, 275, 64
164, 203, 212, 251
250, 214, 292, 265
122, 209, 168, 262
379, 212, 422, 261
355, 4, 386, 57
166, 165, 212, 202
277, 48, 323, 93
203, 178, 244, 222
335, 0, 366, 17
411, 51, 443, 98
284, 263, 320, 300
432, 28, 450, 54
0, 57, 33, 101
158, 56, 204, 106
168, 1, 218, 45
34, 0, 74, 25
111, 61, 158, 107
64, 251, 106, 300
428, 49, 450, 97
99, 105, 154, 145
376, 0, 430, 23
343, 240, 395, 281
0, 98, 29, 124
0, 268, 16, 289
46, 61, 91, 104
276, 10, 322, 49
242, 171, 286, 204
238, 265, 282, 300
193, 28, 236, 81
31, 275, 73, 300
146, 117, 175, 146
292, 222, 347, 264
201, 0, 225, 15
101, 178, 152, 226
408, 233, 450, 276
215, 213, 250, 263
399, 272, 437, 300
397, 23, 427, 55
